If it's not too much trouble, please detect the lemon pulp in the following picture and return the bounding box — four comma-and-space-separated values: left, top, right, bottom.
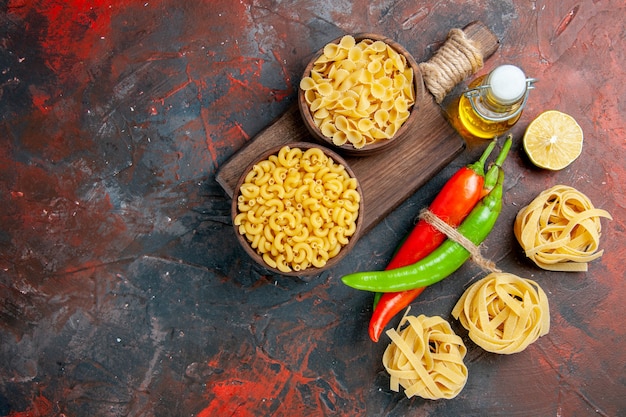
523, 110, 583, 170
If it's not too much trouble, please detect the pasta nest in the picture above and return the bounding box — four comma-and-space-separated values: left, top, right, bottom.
452, 272, 550, 354
514, 185, 612, 272
382, 314, 468, 400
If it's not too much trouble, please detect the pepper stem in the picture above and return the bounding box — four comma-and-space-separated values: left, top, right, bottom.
493, 134, 513, 168
372, 292, 381, 309
483, 134, 513, 191
468, 137, 498, 176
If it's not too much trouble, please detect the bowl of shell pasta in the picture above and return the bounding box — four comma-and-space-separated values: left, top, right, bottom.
298, 33, 422, 156
232, 142, 364, 276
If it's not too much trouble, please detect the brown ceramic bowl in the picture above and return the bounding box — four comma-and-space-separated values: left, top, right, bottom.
231, 142, 364, 277
298, 33, 423, 157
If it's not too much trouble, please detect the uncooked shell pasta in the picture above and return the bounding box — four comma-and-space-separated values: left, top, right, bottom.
514, 185, 612, 272
382, 314, 468, 400
451, 272, 550, 354
300, 35, 415, 149
234, 145, 360, 273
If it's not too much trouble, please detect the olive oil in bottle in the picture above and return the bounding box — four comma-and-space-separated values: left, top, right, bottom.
447, 64, 536, 141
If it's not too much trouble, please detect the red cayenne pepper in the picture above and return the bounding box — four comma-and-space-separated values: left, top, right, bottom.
369, 135, 511, 342
343, 167, 506, 292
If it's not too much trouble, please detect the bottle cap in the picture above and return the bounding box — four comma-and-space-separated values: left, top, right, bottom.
487, 65, 527, 105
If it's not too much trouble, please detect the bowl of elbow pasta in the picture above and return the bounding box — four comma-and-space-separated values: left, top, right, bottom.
232, 142, 364, 276
298, 33, 422, 156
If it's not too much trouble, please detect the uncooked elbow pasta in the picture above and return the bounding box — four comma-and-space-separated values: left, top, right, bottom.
451, 272, 550, 354
234, 145, 360, 272
382, 314, 468, 400
300, 35, 415, 149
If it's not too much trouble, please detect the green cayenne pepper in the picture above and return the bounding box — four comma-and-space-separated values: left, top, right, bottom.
342, 168, 505, 293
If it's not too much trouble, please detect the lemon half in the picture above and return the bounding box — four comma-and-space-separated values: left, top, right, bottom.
523, 110, 583, 170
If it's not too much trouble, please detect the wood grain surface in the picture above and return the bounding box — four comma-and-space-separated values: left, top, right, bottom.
217, 22, 498, 234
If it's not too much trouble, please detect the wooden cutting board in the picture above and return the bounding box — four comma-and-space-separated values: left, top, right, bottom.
216, 22, 498, 235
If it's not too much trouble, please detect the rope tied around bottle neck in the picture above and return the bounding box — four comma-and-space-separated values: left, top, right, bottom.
419, 209, 501, 273
419, 28, 484, 104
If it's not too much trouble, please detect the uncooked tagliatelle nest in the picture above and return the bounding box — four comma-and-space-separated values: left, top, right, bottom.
382, 314, 468, 400
451, 272, 550, 354
514, 185, 612, 271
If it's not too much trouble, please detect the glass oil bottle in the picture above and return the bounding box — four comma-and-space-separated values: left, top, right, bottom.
446, 64, 537, 142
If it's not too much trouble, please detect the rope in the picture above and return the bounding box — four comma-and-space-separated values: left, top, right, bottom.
419, 28, 484, 104
420, 209, 501, 273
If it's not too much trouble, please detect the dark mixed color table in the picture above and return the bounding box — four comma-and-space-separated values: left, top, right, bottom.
1, 1, 625, 416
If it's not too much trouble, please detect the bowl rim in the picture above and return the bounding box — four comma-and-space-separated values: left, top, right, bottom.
297, 32, 423, 156
231, 141, 365, 277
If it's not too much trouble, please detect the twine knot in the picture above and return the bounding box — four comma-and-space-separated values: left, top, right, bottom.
420, 209, 500, 273
419, 28, 484, 104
